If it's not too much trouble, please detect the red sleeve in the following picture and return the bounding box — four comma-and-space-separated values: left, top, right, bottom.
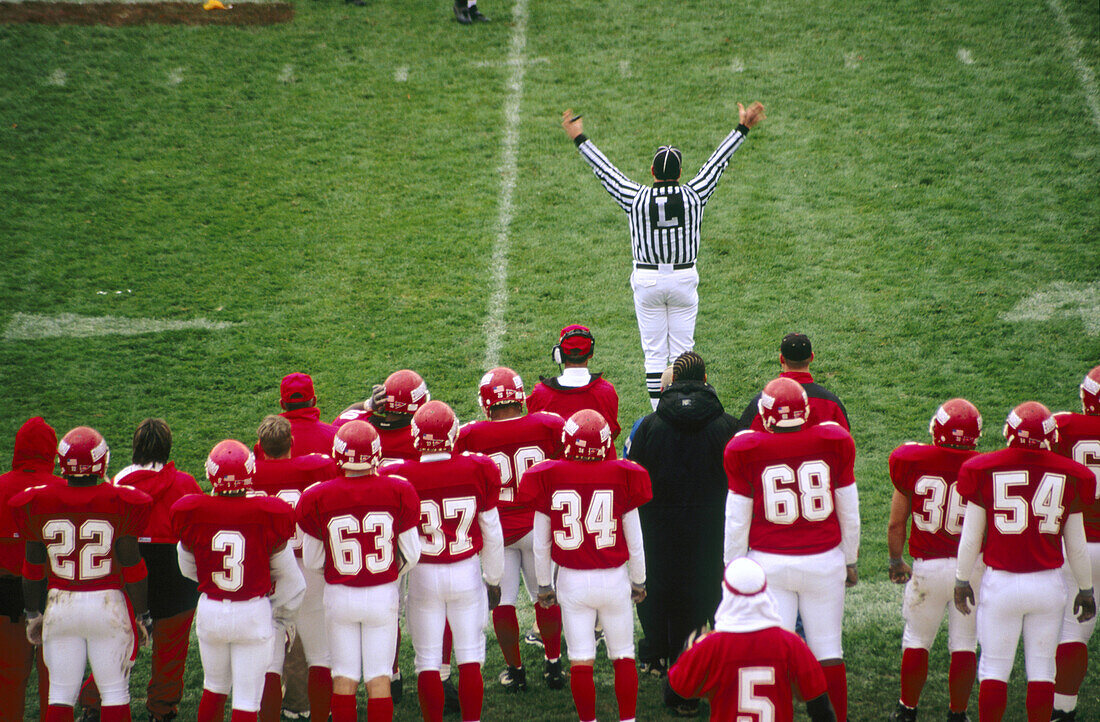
832, 432, 856, 489
479, 458, 501, 512
268, 502, 296, 548
600, 383, 621, 440
724, 441, 753, 497
168, 496, 195, 547
396, 481, 420, 533
888, 447, 911, 495
789, 635, 828, 701
516, 464, 547, 513
115, 486, 153, 537
294, 487, 322, 540
625, 464, 652, 510
526, 385, 546, 413
8, 489, 38, 542
956, 461, 982, 505
667, 635, 715, 699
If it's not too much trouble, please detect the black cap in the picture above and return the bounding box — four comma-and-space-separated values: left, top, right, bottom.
780, 333, 812, 362
652, 146, 682, 181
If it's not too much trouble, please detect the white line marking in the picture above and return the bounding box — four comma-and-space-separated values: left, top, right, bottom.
618, 60, 631, 78
46, 69, 67, 86
1046, 0, 1100, 131
730, 58, 745, 73
471, 56, 547, 69
278, 64, 295, 84
394, 66, 408, 82
167, 67, 184, 85
3, 313, 241, 341
956, 47, 974, 65
1000, 281, 1100, 334
481, 0, 528, 370
843, 52, 860, 69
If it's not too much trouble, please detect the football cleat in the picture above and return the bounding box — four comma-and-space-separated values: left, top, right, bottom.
1081, 365, 1100, 416
332, 420, 381, 472
467, 4, 489, 21
523, 628, 544, 648
411, 400, 460, 452
543, 658, 565, 689
453, 1, 471, 23
57, 426, 110, 477
758, 377, 809, 430
390, 672, 402, 705
1050, 711, 1076, 722
499, 665, 527, 692
478, 366, 525, 414
442, 677, 460, 713
945, 712, 970, 722
888, 701, 918, 722
206, 439, 255, 495
382, 369, 429, 416
929, 398, 982, 449
1003, 401, 1058, 450
562, 409, 613, 461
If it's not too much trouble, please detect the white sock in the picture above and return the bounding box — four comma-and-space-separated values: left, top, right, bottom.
1053, 692, 1077, 712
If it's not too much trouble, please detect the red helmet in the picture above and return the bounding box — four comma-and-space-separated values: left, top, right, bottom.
1081, 365, 1100, 416
205, 440, 256, 495
411, 400, 459, 452
57, 426, 110, 477
758, 378, 809, 431
333, 420, 381, 472
479, 367, 525, 414
562, 409, 613, 461
1003, 401, 1058, 450
383, 370, 429, 415
929, 398, 982, 449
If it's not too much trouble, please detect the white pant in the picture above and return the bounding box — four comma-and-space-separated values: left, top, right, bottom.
630, 266, 699, 375
1059, 542, 1100, 644
902, 557, 983, 652
195, 594, 274, 712
557, 565, 635, 661
298, 563, 330, 668
501, 530, 539, 607
748, 547, 846, 660
407, 556, 488, 673
324, 582, 400, 682
977, 567, 1066, 683
42, 589, 135, 707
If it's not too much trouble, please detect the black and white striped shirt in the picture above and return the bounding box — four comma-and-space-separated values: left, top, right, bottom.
574, 125, 749, 265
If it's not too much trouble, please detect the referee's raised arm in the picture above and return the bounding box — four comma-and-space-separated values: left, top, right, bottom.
562, 108, 641, 212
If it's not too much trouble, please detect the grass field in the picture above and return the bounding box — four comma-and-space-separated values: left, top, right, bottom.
1, 0, 1098, 718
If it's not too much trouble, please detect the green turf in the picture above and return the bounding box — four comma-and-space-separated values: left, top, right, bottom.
2, 0, 1099, 718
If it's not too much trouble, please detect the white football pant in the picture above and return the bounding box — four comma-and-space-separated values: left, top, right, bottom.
1058, 542, 1100, 644
195, 594, 274, 712
297, 564, 330, 668
977, 567, 1065, 683
556, 565, 635, 661
631, 266, 698, 401
749, 547, 846, 661
902, 557, 983, 652
500, 530, 539, 607
324, 581, 400, 682
42, 589, 135, 707
407, 556, 488, 673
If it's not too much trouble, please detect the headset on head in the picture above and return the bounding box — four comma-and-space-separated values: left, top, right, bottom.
552, 327, 595, 365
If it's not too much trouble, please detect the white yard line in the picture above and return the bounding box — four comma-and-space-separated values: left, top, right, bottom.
1046, 0, 1100, 131
2, 313, 240, 340
481, 0, 528, 370
394, 66, 408, 82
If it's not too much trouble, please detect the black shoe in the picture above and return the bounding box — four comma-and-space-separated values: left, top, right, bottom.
543, 658, 565, 690
148, 714, 177, 722
345, 0, 367, 6
523, 628, 544, 648
889, 701, 918, 722
467, 4, 489, 21
639, 657, 667, 679
671, 699, 701, 718
390, 672, 403, 705
499, 665, 528, 692
945, 712, 970, 722
1051, 711, 1077, 722
79, 710, 101, 722
453, 3, 471, 23
442, 677, 460, 713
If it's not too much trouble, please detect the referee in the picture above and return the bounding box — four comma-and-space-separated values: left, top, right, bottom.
562, 102, 765, 409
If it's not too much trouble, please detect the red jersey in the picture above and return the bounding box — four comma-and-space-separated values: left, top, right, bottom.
332, 410, 418, 466
957, 447, 1095, 573
526, 374, 621, 442
9, 482, 152, 592
746, 371, 850, 432
255, 407, 336, 460
668, 627, 827, 722
456, 413, 565, 544
170, 493, 295, 601
388, 454, 500, 565
517, 458, 652, 570
253, 454, 339, 556
724, 423, 856, 556
112, 463, 202, 544
1053, 412, 1100, 542
0, 416, 63, 575
889, 443, 978, 560
296, 473, 420, 587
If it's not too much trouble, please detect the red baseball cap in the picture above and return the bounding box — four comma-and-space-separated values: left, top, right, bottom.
559, 324, 594, 358
280, 372, 316, 404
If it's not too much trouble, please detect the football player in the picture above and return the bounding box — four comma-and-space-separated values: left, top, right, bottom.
1052, 365, 1100, 721
527, 325, 622, 445
667, 558, 836, 722
723, 377, 860, 721
251, 415, 338, 722
171, 440, 306, 722
333, 369, 428, 466
0, 417, 59, 721
886, 399, 983, 722
296, 420, 422, 722
390, 401, 504, 722
255, 372, 337, 460
455, 367, 566, 692
10, 426, 153, 722
518, 409, 652, 722
954, 402, 1096, 721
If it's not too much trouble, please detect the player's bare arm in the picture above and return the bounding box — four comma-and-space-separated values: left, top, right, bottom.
737, 101, 766, 129
886, 490, 912, 584
21, 540, 47, 644
561, 108, 584, 140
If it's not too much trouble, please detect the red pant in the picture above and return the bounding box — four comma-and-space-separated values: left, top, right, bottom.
80, 608, 195, 719
0, 613, 48, 721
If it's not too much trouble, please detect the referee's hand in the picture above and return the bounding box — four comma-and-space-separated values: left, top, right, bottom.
738, 101, 765, 129
562, 109, 584, 140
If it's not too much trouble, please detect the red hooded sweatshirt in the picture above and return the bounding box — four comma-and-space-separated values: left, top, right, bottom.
0, 418, 63, 575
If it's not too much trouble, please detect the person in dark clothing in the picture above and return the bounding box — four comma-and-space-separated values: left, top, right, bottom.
625, 352, 738, 714
737, 333, 849, 432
